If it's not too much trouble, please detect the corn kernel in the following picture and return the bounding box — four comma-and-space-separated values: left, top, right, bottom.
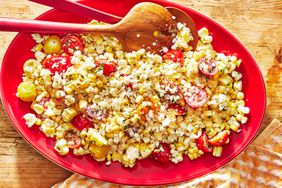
229, 121, 240, 132
87, 128, 107, 146
236, 92, 244, 100
62, 108, 77, 122
54, 139, 69, 155
33, 104, 44, 114
78, 99, 88, 110
241, 117, 248, 124
212, 146, 223, 157
198, 27, 209, 38
112, 152, 122, 162
34, 118, 42, 126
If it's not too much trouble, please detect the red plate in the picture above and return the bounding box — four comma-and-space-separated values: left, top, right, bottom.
0, 0, 266, 185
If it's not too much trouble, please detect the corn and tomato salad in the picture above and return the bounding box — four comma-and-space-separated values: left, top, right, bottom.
17, 21, 250, 167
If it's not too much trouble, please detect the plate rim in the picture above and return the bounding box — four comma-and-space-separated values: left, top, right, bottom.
0, 0, 266, 185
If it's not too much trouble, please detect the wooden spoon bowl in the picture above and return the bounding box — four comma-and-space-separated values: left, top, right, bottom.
0, 2, 177, 53
114, 2, 177, 52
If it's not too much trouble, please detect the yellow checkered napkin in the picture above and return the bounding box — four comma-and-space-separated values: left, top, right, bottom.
52, 119, 282, 188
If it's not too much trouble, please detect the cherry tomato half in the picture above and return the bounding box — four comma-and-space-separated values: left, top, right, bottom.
151, 143, 172, 164
208, 130, 229, 146
163, 49, 184, 66
72, 114, 93, 131
198, 58, 218, 76
62, 35, 84, 55
184, 86, 207, 108
43, 55, 71, 74
196, 132, 212, 153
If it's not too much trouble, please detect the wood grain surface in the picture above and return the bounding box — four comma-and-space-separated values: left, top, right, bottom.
0, 0, 281, 187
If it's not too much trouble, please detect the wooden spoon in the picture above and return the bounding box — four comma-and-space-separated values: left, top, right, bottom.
29, 0, 198, 49
0, 2, 176, 53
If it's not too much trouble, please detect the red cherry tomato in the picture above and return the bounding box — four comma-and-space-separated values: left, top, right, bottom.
198, 58, 218, 76
43, 55, 71, 74
208, 130, 229, 146
163, 49, 184, 66
62, 35, 84, 55
167, 103, 187, 115
196, 132, 212, 153
95, 60, 117, 76
72, 114, 93, 131
102, 61, 117, 76
151, 143, 172, 164
67, 134, 82, 149
184, 86, 207, 108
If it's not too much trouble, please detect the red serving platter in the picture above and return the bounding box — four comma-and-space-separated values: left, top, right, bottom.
0, 0, 266, 185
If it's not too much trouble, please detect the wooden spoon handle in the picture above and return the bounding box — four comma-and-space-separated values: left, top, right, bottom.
0, 17, 114, 34
29, 0, 122, 22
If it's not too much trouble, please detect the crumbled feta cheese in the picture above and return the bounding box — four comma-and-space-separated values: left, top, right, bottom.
125, 146, 139, 162
162, 118, 171, 127
31, 33, 44, 43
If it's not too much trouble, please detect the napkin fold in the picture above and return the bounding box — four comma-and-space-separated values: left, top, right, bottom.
52, 119, 282, 188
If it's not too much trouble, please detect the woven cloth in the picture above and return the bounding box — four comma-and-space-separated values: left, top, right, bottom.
52, 119, 282, 188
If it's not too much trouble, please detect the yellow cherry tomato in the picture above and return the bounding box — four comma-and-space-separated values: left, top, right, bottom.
23, 59, 38, 77
17, 81, 37, 102
43, 35, 62, 54
89, 144, 109, 160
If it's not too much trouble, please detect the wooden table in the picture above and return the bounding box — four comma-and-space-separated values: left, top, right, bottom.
0, 0, 281, 187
